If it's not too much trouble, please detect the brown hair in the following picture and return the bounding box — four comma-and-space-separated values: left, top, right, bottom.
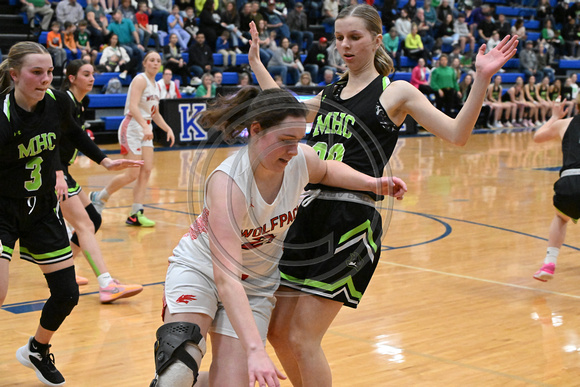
335, 4, 394, 79
0, 41, 49, 95
199, 87, 307, 141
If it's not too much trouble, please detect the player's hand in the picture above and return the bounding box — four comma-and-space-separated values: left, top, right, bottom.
100, 157, 144, 171
55, 171, 67, 202
374, 176, 407, 200
143, 128, 154, 141
551, 99, 569, 120
166, 129, 175, 147
475, 34, 519, 79
248, 21, 260, 64
247, 349, 286, 387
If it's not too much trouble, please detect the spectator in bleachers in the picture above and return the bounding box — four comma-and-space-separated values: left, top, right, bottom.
85, 0, 108, 49
383, 26, 400, 69
511, 19, 527, 46
550, 78, 562, 101
486, 75, 513, 128
255, 19, 273, 66
322, 0, 338, 34
381, 0, 397, 31
430, 54, 460, 117
520, 40, 542, 80
213, 70, 222, 85
454, 13, 475, 54
195, 72, 217, 97
118, 0, 137, 22
163, 33, 191, 82
249, 2, 265, 30
98, 33, 133, 78
151, 0, 171, 32
410, 57, 434, 95
290, 42, 305, 73
565, 75, 578, 116
523, 75, 543, 125
541, 19, 563, 61
238, 71, 251, 86
287, 2, 313, 52
21, 0, 54, 31
494, 13, 511, 40
268, 36, 300, 84
216, 30, 237, 65
47, 20, 67, 68
318, 68, 336, 86
537, 0, 554, 27
106, 9, 145, 72
504, 76, 535, 126
458, 73, 472, 103
554, 1, 569, 30
423, 0, 438, 34
437, 13, 458, 48
56, 0, 85, 26
485, 30, 501, 53
265, 0, 290, 40
536, 42, 555, 83
562, 16, 580, 59
183, 6, 199, 37
303, 36, 332, 83
448, 42, 461, 62
199, 0, 224, 49
477, 12, 494, 45
188, 32, 214, 82
239, 3, 253, 35
414, 8, 436, 56
135, 1, 163, 52
157, 68, 182, 99
296, 71, 315, 86
327, 38, 346, 74
450, 56, 461, 79
467, 3, 489, 36
168, 4, 191, 51
63, 21, 82, 61
75, 20, 99, 63
437, 0, 454, 25
220, 1, 249, 51
537, 75, 552, 121
395, 8, 412, 41
403, 0, 417, 20
404, 23, 429, 62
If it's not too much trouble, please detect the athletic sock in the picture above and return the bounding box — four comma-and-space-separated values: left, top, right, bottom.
544, 247, 560, 265
98, 189, 110, 203
97, 273, 114, 288
31, 337, 49, 350
131, 203, 144, 215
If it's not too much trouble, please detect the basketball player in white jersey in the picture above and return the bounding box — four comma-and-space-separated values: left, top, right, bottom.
90, 51, 176, 226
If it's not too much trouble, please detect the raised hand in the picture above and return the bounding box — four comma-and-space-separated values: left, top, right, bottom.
248, 21, 261, 65
551, 99, 569, 120
475, 35, 519, 79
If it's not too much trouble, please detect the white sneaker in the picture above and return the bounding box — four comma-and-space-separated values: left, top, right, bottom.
190, 77, 202, 86
89, 191, 105, 215
119, 71, 127, 79
235, 47, 242, 54
241, 36, 249, 45
494, 121, 503, 128
535, 121, 542, 126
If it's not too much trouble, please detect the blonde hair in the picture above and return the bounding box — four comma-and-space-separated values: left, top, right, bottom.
0, 41, 49, 95
336, 4, 394, 79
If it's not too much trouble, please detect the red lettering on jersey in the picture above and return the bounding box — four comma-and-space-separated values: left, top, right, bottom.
187, 208, 209, 240
176, 294, 196, 304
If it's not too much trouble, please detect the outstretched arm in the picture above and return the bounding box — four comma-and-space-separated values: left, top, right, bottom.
534, 101, 572, 143
302, 144, 407, 200
383, 35, 519, 146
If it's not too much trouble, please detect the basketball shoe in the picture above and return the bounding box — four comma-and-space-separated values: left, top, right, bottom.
16, 337, 65, 386
99, 279, 144, 304
126, 209, 155, 227
533, 263, 555, 282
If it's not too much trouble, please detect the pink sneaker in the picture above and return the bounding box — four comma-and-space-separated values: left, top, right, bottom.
99, 279, 143, 304
533, 263, 555, 282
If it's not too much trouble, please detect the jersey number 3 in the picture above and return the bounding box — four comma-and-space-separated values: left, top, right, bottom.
312, 142, 345, 162
25, 157, 43, 192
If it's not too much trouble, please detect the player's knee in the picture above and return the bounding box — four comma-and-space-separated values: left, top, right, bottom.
40, 266, 79, 331
152, 322, 206, 387
267, 326, 287, 348
85, 204, 102, 233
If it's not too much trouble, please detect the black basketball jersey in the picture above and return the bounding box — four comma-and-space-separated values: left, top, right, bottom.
561, 115, 580, 173
0, 89, 106, 198
305, 75, 401, 199
59, 90, 85, 167
491, 85, 501, 100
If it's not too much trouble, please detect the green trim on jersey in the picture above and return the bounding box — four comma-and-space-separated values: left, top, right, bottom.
280, 271, 363, 299
3, 94, 10, 122
46, 89, 56, 100
382, 76, 390, 90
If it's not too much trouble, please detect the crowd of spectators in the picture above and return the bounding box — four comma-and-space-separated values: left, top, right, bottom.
17, 0, 580, 113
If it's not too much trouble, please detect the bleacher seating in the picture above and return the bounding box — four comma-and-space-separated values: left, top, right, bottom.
102, 116, 124, 131
88, 94, 126, 108
503, 58, 520, 69
492, 73, 525, 83
558, 60, 580, 70
222, 72, 239, 85
93, 72, 132, 86
495, 5, 536, 18
391, 72, 412, 82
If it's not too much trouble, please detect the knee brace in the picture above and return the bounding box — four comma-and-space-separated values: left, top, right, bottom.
71, 204, 102, 246
151, 322, 206, 386
40, 266, 79, 331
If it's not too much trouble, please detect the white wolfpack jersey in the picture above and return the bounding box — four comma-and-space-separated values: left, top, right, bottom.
170, 145, 310, 297
124, 73, 160, 120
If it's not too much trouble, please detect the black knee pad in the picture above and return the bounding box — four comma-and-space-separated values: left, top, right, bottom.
153, 322, 205, 382
40, 266, 79, 331
71, 204, 102, 246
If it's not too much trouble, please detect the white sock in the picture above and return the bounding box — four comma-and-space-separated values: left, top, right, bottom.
544, 247, 560, 265
131, 203, 143, 215
97, 272, 114, 288
98, 189, 110, 202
